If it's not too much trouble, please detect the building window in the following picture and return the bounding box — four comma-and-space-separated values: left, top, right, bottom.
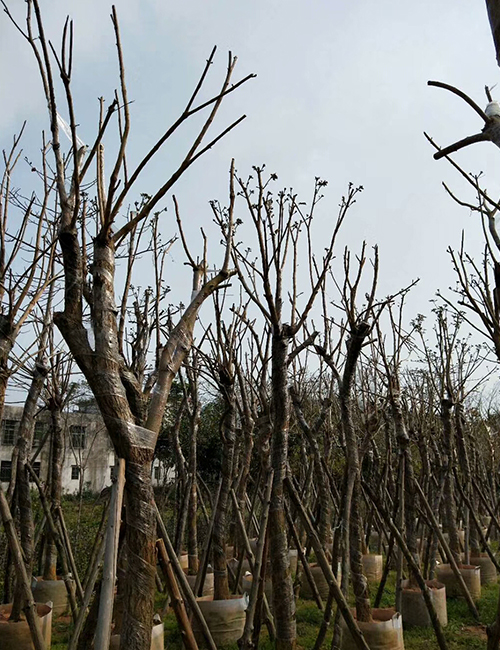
154, 466, 160, 480
70, 425, 86, 449
71, 465, 80, 480
2, 420, 17, 446
0, 460, 12, 482
33, 422, 45, 446
29, 462, 41, 482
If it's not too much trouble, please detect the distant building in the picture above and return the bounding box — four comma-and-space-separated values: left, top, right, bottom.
0, 405, 171, 493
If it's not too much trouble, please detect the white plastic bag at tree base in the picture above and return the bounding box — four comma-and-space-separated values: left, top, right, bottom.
0, 602, 53, 649
340, 609, 404, 650
56, 112, 86, 150
192, 594, 249, 647
485, 101, 500, 117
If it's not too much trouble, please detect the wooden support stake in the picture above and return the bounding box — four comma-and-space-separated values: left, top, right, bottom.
94, 458, 126, 650
155, 502, 218, 650
284, 476, 371, 650
284, 502, 324, 610
56, 506, 85, 603
413, 478, 480, 621
26, 461, 79, 621
157, 538, 198, 650
0, 483, 46, 650
454, 473, 500, 574
238, 470, 274, 650
68, 531, 106, 650
193, 480, 221, 598
363, 481, 448, 650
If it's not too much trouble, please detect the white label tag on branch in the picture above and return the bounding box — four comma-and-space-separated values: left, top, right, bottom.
485, 101, 500, 118
57, 112, 86, 150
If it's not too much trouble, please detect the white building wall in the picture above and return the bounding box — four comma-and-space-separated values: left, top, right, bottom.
0, 404, 174, 493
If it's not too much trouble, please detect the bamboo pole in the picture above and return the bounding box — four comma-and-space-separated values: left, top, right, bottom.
157, 538, 198, 650
239, 470, 273, 650
68, 532, 106, 650
26, 461, 79, 621
472, 477, 500, 540
56, 506, 84, 603
230, 488, 256, 592
82, 497, 110, 593
363, 481, 448, 650
284, 502, 324, 610
193, 481, 221, 598
94, 458, 126, 650
155, 502, 218, 650
364, 484, 447, 650
454, 473, 500, 573
0, 483, 46, 650
229, 487, 276, 643
373, 533, 395, 608
284, 476, 371, 650
414, 478, 480, 621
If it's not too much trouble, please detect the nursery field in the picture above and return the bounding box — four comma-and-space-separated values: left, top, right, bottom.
39, 497, 500, 650
4, 0, 500, 649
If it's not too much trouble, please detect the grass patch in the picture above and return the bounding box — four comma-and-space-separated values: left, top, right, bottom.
33, 499, 500, 649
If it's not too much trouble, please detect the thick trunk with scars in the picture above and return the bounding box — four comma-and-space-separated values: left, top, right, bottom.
403, 451, 420, 587
92, 238, 157, 650
213, 372, 236, 600
56, 237, 156, 650
120, 461, 156, 649
54, 233, 236, 648
270, 330, 296, 650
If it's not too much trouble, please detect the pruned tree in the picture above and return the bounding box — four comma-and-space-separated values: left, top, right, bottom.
1, 2, 254, 646
218, 170, 359, 649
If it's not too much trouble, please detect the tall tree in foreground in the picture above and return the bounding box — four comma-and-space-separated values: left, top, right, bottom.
218, 171, 359, 649
2, 3, 253, 647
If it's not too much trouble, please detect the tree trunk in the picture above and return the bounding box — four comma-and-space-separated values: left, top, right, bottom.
269, 329, 296, 650
187, 411, 199, 574
339, 322, 372, 623
10, 361, 48, 620
441, 399, 461, 565
213, 370, 236, 600
120, 460, 156, 649
43, 404, 64, 580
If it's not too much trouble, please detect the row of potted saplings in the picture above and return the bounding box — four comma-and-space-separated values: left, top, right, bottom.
2, 512, 497, 650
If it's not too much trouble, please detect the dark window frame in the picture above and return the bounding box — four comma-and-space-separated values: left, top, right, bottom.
0, 460, 12, 482
2, 420, 17, 446
70, 425, 86, 450
33, 421, 45, 445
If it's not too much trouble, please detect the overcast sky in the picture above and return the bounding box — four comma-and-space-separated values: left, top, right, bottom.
1, 0, 500, 355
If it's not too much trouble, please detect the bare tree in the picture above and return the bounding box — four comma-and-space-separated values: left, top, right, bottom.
218, 171, 358, 649
2, 2, 253, 646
